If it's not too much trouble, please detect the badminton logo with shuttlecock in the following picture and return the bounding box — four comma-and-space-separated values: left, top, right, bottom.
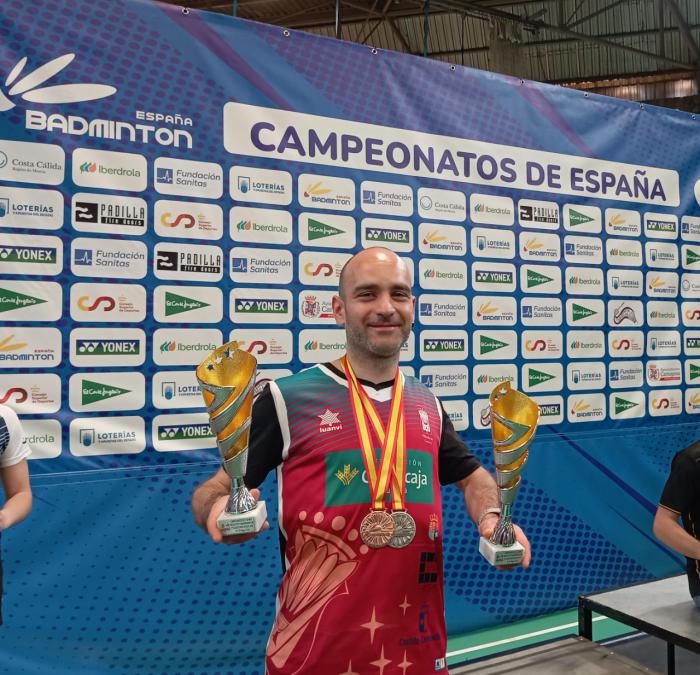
0, 53, 116, 112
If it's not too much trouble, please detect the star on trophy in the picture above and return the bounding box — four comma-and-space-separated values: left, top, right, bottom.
479, 381, 539, 566
196, 341, 267, 535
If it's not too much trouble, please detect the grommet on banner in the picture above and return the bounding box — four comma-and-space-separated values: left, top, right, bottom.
371, 47, 378, 54
640, 103, 645, 109
450, 65, 456, 71
283, 29, 290, 37
584, 92, 589, 97
182, 7, 190, 14
693, 114, 697, 120
519, 79, 524, 84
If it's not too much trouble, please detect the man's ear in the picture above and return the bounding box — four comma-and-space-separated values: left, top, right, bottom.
332, 294, 345, 326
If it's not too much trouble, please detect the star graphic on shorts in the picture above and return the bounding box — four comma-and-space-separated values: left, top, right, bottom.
318, 409, 341, 426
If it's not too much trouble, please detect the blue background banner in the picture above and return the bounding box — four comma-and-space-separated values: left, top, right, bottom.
0, 0, 696, 671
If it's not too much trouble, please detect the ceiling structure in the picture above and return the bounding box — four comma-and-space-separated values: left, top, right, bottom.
160, 0, 700, 110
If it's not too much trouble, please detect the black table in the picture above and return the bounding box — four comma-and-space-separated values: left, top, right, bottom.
579, 574, 700, 675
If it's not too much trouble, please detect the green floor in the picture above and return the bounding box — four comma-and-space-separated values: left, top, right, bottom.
446, 608, 636, 667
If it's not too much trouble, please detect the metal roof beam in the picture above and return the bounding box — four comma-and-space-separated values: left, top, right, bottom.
567, 0, 627, 30
661, 0, 700, 63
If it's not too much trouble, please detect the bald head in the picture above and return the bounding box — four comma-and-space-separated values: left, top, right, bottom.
338, 247, 411, 299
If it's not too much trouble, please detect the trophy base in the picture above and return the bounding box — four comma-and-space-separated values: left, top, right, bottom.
479, 537, 524, 566
217, 500, 267, 536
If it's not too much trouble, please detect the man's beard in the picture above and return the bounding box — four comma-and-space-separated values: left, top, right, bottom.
345, 321, 411, 358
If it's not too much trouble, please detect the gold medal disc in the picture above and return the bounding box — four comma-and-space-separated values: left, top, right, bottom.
360, 510, 395, 548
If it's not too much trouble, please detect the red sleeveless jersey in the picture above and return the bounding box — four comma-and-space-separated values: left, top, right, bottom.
265, 365, 448, 675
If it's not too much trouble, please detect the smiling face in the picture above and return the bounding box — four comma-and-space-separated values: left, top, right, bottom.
333, 248, 414, 363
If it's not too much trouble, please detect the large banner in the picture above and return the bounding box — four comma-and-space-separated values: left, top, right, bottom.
0, 0, 695, 672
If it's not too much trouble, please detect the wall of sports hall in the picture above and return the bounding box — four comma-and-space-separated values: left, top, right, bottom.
0, 0, 696, 672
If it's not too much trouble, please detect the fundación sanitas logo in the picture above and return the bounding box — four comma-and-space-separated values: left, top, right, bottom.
0, 53, 116, 112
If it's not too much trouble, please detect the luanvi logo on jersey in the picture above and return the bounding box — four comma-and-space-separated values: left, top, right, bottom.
517, 199, 559, 230
0, 52, 116, 112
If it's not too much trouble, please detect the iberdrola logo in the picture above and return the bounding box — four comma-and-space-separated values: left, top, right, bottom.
0, 53, 116, 112
614, 396, 638, 415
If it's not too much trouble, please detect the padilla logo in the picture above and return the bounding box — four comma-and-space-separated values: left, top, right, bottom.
0, 53, 116, 113
526, 269, 552, 288
568, 209, 594, 227
528, 368, 555, 387
81, 379, 130, 405
307, 217, 344, 240
572, 303, 597, 322
0, 286, 45, 312
614, 396, 638, 415
165, 291, 209, 316
479, 335, 507, 354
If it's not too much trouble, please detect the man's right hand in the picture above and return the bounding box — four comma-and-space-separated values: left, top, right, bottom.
205, 488, 270, 544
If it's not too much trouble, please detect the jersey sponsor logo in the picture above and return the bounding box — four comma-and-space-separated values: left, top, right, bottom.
607, 330, 644, 358
154, 157, 222, 198
605, 238, 642, 267
609, 391, 645, 419
563, 204, 601, 233
152, 413, 216, 452
472, 262, 515, 293
298, 212, 356, 248
318, 409, 343, 433
608, 361, 644, 389
361, 180, 413, 216
418, 187, 466, 222
419, 258, 467, 291
520, 264, 561, 294
567, 393, 606, 423
69, 416, 146, 457
605, 208, 640, 237
361, 218, 413, 252
325, 449, 434, 507
471, 194, 514, 226
418, 222, 466, 256
567, 362, 606, 390
564, 236, 603, 264
73, 148, 147, 192
649, 389, 682, 417
0, 186, 63, 230
645, 241, 678, 269
644, 212, 678, 240
299, 174, 354, 211
517, 199, 558, 230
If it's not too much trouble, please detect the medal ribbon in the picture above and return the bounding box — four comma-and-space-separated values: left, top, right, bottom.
343, 357, 407, 511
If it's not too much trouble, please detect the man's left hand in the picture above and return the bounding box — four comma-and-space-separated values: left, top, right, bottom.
478, 513, 531, 570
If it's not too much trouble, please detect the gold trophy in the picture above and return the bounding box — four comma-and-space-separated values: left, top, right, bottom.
196, 341, 267, 535
479, 381, 539, 565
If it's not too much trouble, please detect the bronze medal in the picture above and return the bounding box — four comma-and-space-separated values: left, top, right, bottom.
389, 510, 416, 548
360, 510, 395, 548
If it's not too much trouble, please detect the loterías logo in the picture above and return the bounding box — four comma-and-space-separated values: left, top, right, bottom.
0, 53, 116, 112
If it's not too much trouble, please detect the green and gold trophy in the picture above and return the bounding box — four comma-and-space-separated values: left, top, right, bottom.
196, 341, 267, 535
479, 381, 539, 566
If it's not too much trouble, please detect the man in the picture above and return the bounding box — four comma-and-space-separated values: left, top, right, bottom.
192, 247, 530, 673
0, 403, 33, 625
653, 441, 700, 607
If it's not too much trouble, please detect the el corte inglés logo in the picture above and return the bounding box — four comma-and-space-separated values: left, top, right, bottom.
572, 303, 597, 321
165, 291, 209, 316
614, 397, 638, 415
0, 287, 45, 312
528, 368, 555, 387
526, 269, 553, 288
689, 363, 700, 380
479, 335, 508, 354
307, 218, 344, 240
568, 209, 594, 227
82, 379, 130, 404
686, 249, 700, 266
